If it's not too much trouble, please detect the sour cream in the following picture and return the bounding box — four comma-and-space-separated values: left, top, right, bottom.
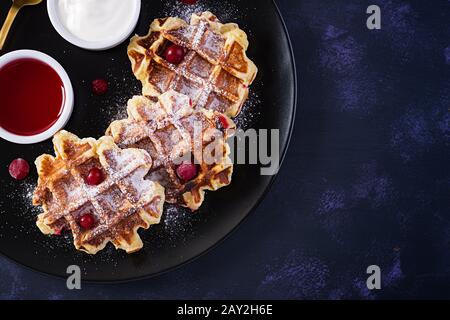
55, 0, 139, 43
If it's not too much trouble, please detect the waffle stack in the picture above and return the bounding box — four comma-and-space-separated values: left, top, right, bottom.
33, 11, 257, 254
128, 11, 258, 117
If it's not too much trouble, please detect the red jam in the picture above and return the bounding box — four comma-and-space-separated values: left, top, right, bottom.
0, 58, 65, 136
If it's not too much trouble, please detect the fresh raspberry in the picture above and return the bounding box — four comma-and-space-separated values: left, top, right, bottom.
8, 158, 30, 180
79, 213, 95, 230
92, 79, 108, 95
176, 163, 198, 181
164, 44, 185, 64
85, 167, 104, 185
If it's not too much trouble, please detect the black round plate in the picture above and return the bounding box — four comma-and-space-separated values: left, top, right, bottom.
0, 0, 296, 282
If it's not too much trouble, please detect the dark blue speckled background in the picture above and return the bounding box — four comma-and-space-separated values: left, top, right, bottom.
1, 0, 450, 299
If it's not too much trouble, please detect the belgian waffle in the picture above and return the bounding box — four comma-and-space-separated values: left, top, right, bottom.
107, 90, 236, 211
128, 11, 258, 118
33, 131, 165, 254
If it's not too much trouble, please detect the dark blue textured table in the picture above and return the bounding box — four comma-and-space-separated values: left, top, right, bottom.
1, 0, 450, 299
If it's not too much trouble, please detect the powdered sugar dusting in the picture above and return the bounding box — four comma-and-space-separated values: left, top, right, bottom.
3, 179, 40, 223
163, 204, 192, 234
234, 89, 261, 130
98, 68, 142, 129
192, 22, 207, 48
162, 0, 241, 22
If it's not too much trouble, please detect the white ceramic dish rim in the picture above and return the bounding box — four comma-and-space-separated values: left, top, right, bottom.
47, 0, 141, 51
0, 50, 74, 145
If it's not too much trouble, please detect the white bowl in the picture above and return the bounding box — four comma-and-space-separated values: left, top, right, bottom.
47, 0, 141, 51
0, 50, 74, 144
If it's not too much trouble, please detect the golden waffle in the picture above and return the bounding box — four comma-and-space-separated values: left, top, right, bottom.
107, 90, 235, 211
128, 11, 258, 118
32, 131, 165, 254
